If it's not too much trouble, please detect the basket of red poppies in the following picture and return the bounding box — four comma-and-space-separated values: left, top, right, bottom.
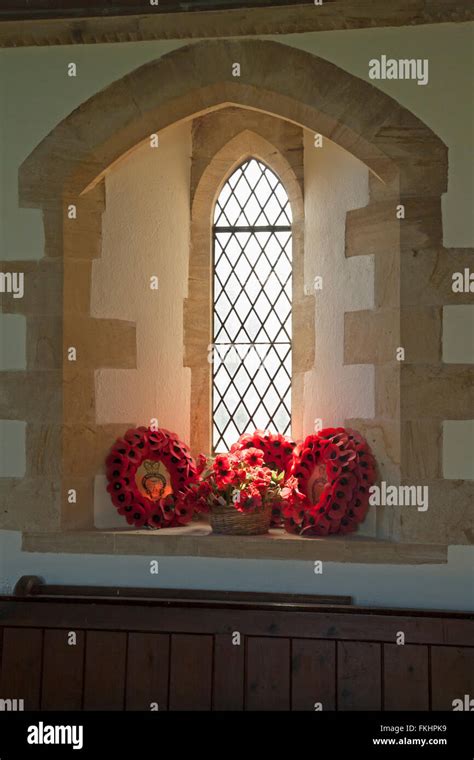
190, 447, 286, 535
230, 430, 296, 526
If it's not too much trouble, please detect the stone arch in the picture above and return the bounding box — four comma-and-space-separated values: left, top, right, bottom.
19, 38, 446, 206
4, 38, 453, 544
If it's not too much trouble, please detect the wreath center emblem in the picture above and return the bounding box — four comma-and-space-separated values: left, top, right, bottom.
137, 459, 172, 502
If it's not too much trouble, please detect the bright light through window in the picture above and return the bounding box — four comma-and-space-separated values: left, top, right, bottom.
212, 158, 292, 452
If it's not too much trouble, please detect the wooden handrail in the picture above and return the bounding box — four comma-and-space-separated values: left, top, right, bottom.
13, 575, 353, 610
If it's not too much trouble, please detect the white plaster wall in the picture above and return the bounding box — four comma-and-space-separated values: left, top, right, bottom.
0, 40, 185, 261
443, 421, 474, 481
0, 422, 25, 478
303, 132, 373, 430
0, 314, 26, 370
443, 305, 474, 365
93, 122, 191, 434
281, 23, 474, 248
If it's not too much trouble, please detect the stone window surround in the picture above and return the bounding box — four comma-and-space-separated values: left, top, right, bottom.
186, 107, 312, 456
1, 38, 472, 559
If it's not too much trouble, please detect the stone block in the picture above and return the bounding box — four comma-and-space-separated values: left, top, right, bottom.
401, 419, 442, 480
63, 206, 103, 260
0, 260, 63, 316
397, 159, 447, 199
368, 162, 399, 202
0, 371, 61, 421
184, 296, 211, 368
346, 202, 399, 258
63, 259, 93, 314
346, 198, 442, 258
64, 317, 136, 369
0, 477, 60, 530
62, 422, 134, 477
401, 247, 474, 307
27, 316, 62, 369
374, 249, 400, 309
345, 417, 400, 484
344, 309, 399, 364
63, 369, 95, 423
189, 365, 211, 455
26, 424, 62, 479
401, 307, 442, 363
60, 477, 95, 530
401, 365, 474, 419
375, 364, 400, 419
191, 106, 304, 200
293, 295, 315, 372
397, 480, 474, 545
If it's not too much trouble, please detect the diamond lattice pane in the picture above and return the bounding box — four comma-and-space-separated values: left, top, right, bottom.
214, 158, 292, 227
212, 158, 292, 452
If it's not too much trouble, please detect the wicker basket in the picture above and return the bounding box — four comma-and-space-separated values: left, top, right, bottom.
210, 503, 272, 535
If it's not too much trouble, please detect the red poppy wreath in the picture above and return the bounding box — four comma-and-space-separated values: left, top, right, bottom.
282, 427, 376, 537
106, 427, 199, 529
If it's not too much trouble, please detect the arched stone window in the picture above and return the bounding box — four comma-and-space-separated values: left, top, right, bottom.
212, 158, 293, 452
185, 118, 312, 457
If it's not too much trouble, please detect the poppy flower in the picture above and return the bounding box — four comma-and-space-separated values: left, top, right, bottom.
214, 454, 231, 472
119, 501, 149, 527
111, 489, 134, 510
124, 427, 148, 449
106, 477, 130, 496
242, 447, 264, 466
105, 452, 130, 479
148, 510, 164, 528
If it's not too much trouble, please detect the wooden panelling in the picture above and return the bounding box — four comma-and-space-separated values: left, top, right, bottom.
246, 637, 290, 711
126, 633, 170, 711
291, 639, 336, 711
213, 633, 244, 711
431, 646, 474, 711
83, 631, 127, 710
0, 627, 43, 709
1, 600, 472, 645
383, 644, 429, 711
41, 629, 85, 710
168, 634, 213, 711
338, 642, 382, 711
0, 597, 474, 646
0, 590, 472, 712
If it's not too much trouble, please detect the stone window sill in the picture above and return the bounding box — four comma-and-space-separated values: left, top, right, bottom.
22, 521, 447, 565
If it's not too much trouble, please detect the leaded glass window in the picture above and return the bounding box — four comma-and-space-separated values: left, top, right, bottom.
212, 158, 292, 452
